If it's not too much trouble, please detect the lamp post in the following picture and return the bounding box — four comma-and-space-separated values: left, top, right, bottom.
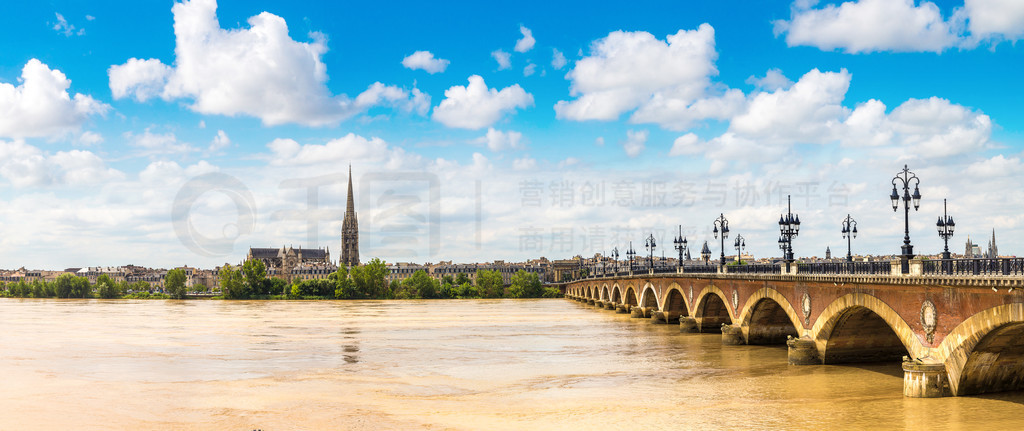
712, 214, 730, 266
778, 195, 801, 270
611, 247, 619, 276
936, 198, 955, 260
626, 241, 636, 272
673, 225, 689, 268
841, 214, 858, 262
891, 164, 921, 274
701, 241, 712, 265
645, 233, 656, 272
733, 234, 745, 265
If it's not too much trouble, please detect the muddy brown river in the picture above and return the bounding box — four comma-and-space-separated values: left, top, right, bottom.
1, 298, 1022, 429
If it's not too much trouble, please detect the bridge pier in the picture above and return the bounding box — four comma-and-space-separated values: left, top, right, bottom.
902, 360, 950, 398
631, 307, 654, 318
679, 317, 698, 333
594, 300, 604, 308
721, 324, 745, 345
604, 302, 616, 310
786, 336, 820, 365
615, 304, 630, 314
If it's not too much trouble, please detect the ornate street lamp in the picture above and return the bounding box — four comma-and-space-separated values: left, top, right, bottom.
626, 241, 636, 272
891, 164, 921, 274
778, 195, 800, 267
645, 233, 656, 272
673, 225, 689, 267
733, 234, 746, 264
611, 247, 619, 275
841, 214, 858, 262
701, 241, 712, 265
712, 213, 730, 266
936, 198, 955, 260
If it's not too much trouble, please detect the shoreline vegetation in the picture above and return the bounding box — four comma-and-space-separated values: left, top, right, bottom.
0, 258, 561, 301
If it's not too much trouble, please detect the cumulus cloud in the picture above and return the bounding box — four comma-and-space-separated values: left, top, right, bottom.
775, 0, 958, 53
0, 140, 123, 187
512, 156, 537, 170
267, 133, 391, 166
965, 154, 1022, 176
523, 63, 537, 77
431, 75, 533, 129
746, 68, 793, 91
476, 128, 524, 151
77, 131, 104, 146
555, 25, 738, 130
551, 48, 567, 69
0, 59, 109, 139
842, 96, 992, 157
401, 50, 450, 74
108, 0, 425, 126
669, 133, 701, 156
964, 0, 1024, 42
125, 129, 197, 156
492, 49, 512, 70
621, 129, 648, 158
515, 25, 536, 52
208, 130, 231, 153
730, 69, 851, 144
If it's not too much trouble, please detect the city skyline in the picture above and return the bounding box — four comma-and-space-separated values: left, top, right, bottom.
2, 0, 1024, 269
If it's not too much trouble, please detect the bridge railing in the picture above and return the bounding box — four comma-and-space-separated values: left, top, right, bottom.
681, 264, 717, 274
727, 263, 777, 274
797, 261, 891, 275
922, 258, 1024, 276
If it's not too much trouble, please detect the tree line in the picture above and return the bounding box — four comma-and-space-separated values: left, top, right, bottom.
0, 259, 562, 301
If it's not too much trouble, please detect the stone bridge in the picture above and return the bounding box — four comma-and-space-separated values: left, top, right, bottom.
565, 271, 1024, 398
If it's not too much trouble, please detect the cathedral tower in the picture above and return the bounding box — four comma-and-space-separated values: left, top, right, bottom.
341, 165, 360, 267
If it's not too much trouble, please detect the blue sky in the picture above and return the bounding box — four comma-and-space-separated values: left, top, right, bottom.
1, 0, 1023, 269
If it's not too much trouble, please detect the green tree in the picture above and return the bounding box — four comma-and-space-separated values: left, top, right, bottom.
165, 268, 188, 299
457, 282, 478, 298
508, 270, 543, 298
476, 269, 504, 298
96, 274, 122, 299
402, 270, 438, 299
350, 258, 389, 299
269, 278, 288, 297
54, 273, 75, 298
441, 274, 454, 286
242, 259, 269, 296
455, 273, 471, 286
333, 265, 353, 299
219, 264, 247, 299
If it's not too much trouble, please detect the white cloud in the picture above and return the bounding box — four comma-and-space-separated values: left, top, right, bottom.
208, 130, 231, 153
746, 68, 793, 91
0, 140, 123, 187
523, 63, 537, 77
0, 59, 109, 139
775, 0, 958, 53
354, 82, 431, 116
492, 49, 512, 70
431, 75, 534, 129
401, 51, 450, 74
476, 128, 524, 152
77, 131, 104, 146
512, 156, 537, 170
267, 133, 391, 166
108, 0, 425, 126
125, 129, 197, 156
515, 25, 536, 53
622, 129, 648, 158
551, 48, 567, 69
669, 133, 701, 156
595, 136, 605, 146
555, 25, 735, 130
964, 0, 1024, 41
730, 69, 851, 144
53, 13, 85, 37
965, 155, 1021, 176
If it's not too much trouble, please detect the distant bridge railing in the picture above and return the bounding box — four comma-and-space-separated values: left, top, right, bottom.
727, 263, 778, 274
922, 258, 1024, 276
798, 261, 891, 275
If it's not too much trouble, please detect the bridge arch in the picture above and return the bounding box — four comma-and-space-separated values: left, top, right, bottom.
588, 285, 595, 299
622, 284, 638, 307
660, 282, 689, 316
693, 284, 733, 333
738, 287, 802, 345
812, 293, 922, 364
601, 284, 610, 301
639, 282, 659, 309
610, 283, 622, 304
937, 303, 1024, 396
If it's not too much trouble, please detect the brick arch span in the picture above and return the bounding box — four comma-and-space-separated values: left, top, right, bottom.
611, 283, 622, 304
587, 285, 595, 299
622, 284, 638, 307
601, 284, 610, 301
811, 293, 923, 364
738, 287, 802, 345
693, 284, 733, 333
936, 303, 1024, 396
659, 282, 689, 316
639, 282, 659, 309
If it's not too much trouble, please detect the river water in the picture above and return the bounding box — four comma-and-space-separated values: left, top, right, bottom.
1, 298, 1022, 430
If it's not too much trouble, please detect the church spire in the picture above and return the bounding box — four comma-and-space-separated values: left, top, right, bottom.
346, 164, 355, 216
341, 164, 359, 267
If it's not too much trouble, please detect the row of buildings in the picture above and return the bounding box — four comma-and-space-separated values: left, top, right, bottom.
0, 265, 219, 291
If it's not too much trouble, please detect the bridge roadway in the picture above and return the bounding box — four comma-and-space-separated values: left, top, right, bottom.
565, 268, 1024, 398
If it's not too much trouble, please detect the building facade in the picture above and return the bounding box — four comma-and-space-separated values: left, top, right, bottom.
247, 246, 332, 284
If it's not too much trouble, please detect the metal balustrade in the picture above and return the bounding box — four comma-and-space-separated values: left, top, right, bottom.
922, 258, 1024, 276
798, 261, 891, 275
727, 263, 777, 274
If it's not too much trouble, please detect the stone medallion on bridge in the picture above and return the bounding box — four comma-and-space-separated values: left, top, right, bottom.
921, 299, 938, 344
689, 286, 693, 304
732, 289, 739, 311
801, 292, 811, 325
